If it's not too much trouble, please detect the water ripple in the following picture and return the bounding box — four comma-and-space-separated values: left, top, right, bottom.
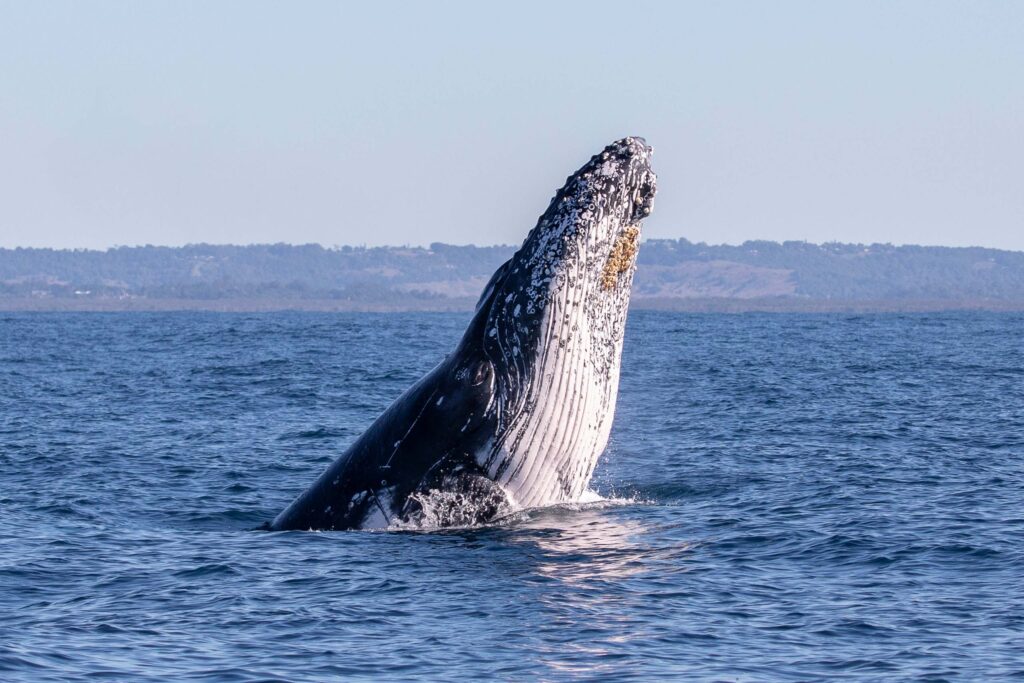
1, 311, 1022, 680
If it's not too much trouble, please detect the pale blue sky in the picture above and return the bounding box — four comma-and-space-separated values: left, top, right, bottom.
1, 1, 1022, 250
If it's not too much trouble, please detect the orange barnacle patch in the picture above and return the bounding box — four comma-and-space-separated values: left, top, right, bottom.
601, 226, 640, 290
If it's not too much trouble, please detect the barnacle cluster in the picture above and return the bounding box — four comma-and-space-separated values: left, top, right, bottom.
601, 225, 640, 290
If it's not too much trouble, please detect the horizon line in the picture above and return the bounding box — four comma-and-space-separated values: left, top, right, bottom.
1, 237, 1022, 254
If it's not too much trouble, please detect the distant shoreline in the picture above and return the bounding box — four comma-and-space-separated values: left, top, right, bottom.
3, 296, 1023, 313
6, 240, 1024, 312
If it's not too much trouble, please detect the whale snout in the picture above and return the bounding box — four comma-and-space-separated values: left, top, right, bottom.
624, 138, 657, 222
631, 172, 656, 221
602, 136, 652, 168
597, 137, 657, 222
612, 135, 650, 155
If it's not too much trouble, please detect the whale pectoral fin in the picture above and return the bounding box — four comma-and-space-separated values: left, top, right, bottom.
401, 471, 511, 528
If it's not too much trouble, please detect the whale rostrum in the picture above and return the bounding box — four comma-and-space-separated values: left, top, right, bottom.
270, 137, 656, 530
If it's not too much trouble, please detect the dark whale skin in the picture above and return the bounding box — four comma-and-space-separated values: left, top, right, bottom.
268, 327, 500, 530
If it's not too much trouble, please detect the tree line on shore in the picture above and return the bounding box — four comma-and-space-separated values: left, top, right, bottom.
3, 239, 1023, 304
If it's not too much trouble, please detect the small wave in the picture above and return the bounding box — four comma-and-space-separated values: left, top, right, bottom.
173, 563, 241, 578
276, 426, 348, 440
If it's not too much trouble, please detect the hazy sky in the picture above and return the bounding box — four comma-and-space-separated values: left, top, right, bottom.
2, 1, 1022, 250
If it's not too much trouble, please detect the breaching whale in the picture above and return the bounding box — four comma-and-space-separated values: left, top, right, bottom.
270, 137, 656, 530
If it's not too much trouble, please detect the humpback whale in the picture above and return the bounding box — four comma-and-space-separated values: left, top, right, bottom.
270, 137, 656, 530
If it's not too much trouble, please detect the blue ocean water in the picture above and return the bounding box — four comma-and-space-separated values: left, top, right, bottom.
1, 311, 1022, 681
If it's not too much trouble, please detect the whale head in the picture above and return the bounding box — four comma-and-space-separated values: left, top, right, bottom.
461, 137, 657, 508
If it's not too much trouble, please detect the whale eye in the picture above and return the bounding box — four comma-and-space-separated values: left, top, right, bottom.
471, 360, 493, 386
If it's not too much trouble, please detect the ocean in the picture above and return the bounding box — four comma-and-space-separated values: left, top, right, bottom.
1, 311, 1022, 681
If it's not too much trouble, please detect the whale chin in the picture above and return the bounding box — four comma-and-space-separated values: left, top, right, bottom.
269, 137, 656, 531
